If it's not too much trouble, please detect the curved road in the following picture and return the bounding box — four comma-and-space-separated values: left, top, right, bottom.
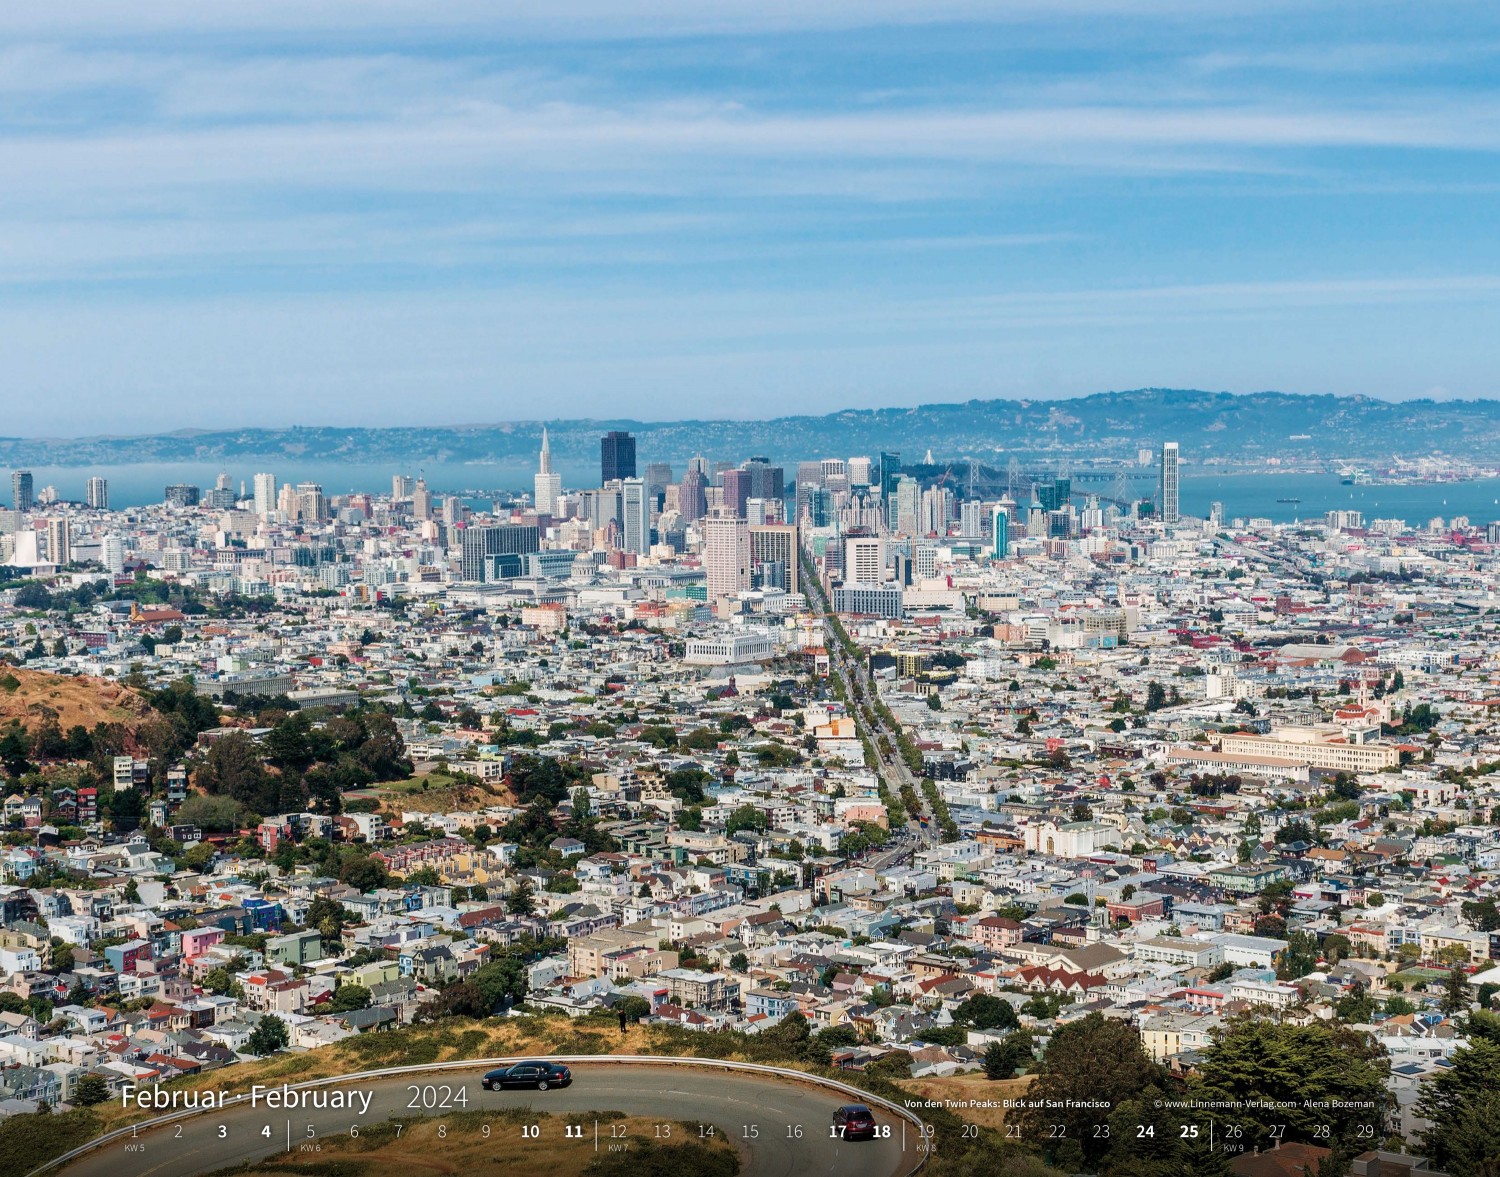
55, 1064, 917, 1177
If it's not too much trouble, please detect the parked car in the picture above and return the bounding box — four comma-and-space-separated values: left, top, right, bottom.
481, 1061, 573, 1091
831, 1103, 878, 1140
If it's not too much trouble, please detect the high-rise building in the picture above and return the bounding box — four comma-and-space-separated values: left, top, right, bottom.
620, 477, 650, 555
85, 477, 109, 511
253, 473, 277, 519
1159, 441, 1180, 525
703, 515, 751, 601
534, 428, 562, 517
645, 462, 674, 500
992, 508, 1009, 559
749, 523, 800, 595
892, 476, 920, 536
601, 431, 637, 484
44, 518, 71, 566
392, 474, 415, 500
721, 469, 750, 518
12, 470, 33, 512
460, 524, 540, 582
164, 484, 200, 508
101, 534, 125, 574
879, 452, 901, 503
741, 458, 784, 503
412, 478, 433, 521
847, 456, 873, 487
295, 482, 329, 522
845, 536, 886, 585
679, 469, 708, 523
959, 500, 983, 538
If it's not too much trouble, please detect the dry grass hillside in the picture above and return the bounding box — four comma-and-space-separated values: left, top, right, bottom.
0, 666, 153, 733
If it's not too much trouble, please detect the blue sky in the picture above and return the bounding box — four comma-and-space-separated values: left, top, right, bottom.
2, 0, 1499, 433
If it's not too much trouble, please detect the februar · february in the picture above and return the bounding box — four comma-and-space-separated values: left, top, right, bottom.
122, 1085, 375, 1114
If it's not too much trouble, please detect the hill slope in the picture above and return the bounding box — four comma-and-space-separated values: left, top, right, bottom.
0, 667, 153, 734
2, 388, 1499, 467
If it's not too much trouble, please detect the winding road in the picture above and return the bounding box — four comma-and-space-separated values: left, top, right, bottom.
52, 1062, 920, 1177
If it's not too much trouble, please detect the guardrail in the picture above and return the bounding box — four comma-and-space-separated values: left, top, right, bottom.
31, 1054, 930, 1177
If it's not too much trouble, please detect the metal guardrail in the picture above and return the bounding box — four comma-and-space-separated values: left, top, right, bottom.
31, 1054, 930, 1177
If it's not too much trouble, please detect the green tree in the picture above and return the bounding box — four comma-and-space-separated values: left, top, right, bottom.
724, 804, 768, 836
246, 1014, 290, 1056
1418, 1032, 1500, 1176
328, 984, 372, 1013
1277, 930, 1320, 981
1440, 966, 1471, 1017
472, 955, 529, 1011
1193, 1017, 1390, 1151
1018, 1013, 1161, 1168
338, 856, 389, 893
953, 993, 1020, 1032
72, 1074, 110, 1107
506, 878, 537, 916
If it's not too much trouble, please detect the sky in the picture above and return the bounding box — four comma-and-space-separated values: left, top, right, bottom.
2, 0, 1499, 434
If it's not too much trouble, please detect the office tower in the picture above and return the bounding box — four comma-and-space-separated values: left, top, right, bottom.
621, 477, 650, 555
679, 469, 708, 523
805, 487, 833, 528
601, 430, 636, 484
645, 462, 673, 500
84, 477, 109, 511
960, 500, 983, 538
101, 534, 125, 574
739, 458, 783, 504
845, 536, 886, 585
412, 478, 433, 521
1209, 501, 1224, 528
878, 452, 901, 502
164, 484, 200, 508
1159, 441, 1180, 525
1037, 478, 1071, 512
533, 428, 562, 517
721, 469, 750, 518
441, 495, 469, 527
295, 482, 329, 522
914, 544, 937, 580
919, 485, 954, 535
847, 456, 873, 487
892, 477, 920, 536
687, 454, 711, 478
703, 515, 751, 601
992, 507, 1009, 559
392, 474, 415, 500
746, 497, 783, 526
12, 470, 33, 512
750, 523, 800, 595
460, 523, 540, 582
44, 518, 71, 566
253, 472, 276, 519
820, 458, 847, 480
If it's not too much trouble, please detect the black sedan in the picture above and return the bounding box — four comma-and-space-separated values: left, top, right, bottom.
831, 1103, 878, 1140
481, 1061, 573, 1091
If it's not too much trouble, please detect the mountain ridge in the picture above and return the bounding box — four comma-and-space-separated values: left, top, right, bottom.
4, 388, 1499, 467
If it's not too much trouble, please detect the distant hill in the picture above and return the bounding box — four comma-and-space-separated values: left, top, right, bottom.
0, 666, 153, 735
2, 389, 1499, 467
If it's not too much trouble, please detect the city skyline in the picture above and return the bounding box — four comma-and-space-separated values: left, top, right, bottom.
0, 4, 1498, 431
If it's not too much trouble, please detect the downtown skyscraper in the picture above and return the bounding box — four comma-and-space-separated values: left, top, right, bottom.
534, 428, 561, 517
1159, 441, 1180, 525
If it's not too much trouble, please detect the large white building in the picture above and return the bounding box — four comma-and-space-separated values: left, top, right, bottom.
252, 472, 277, 519
684, 631, 778, 665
